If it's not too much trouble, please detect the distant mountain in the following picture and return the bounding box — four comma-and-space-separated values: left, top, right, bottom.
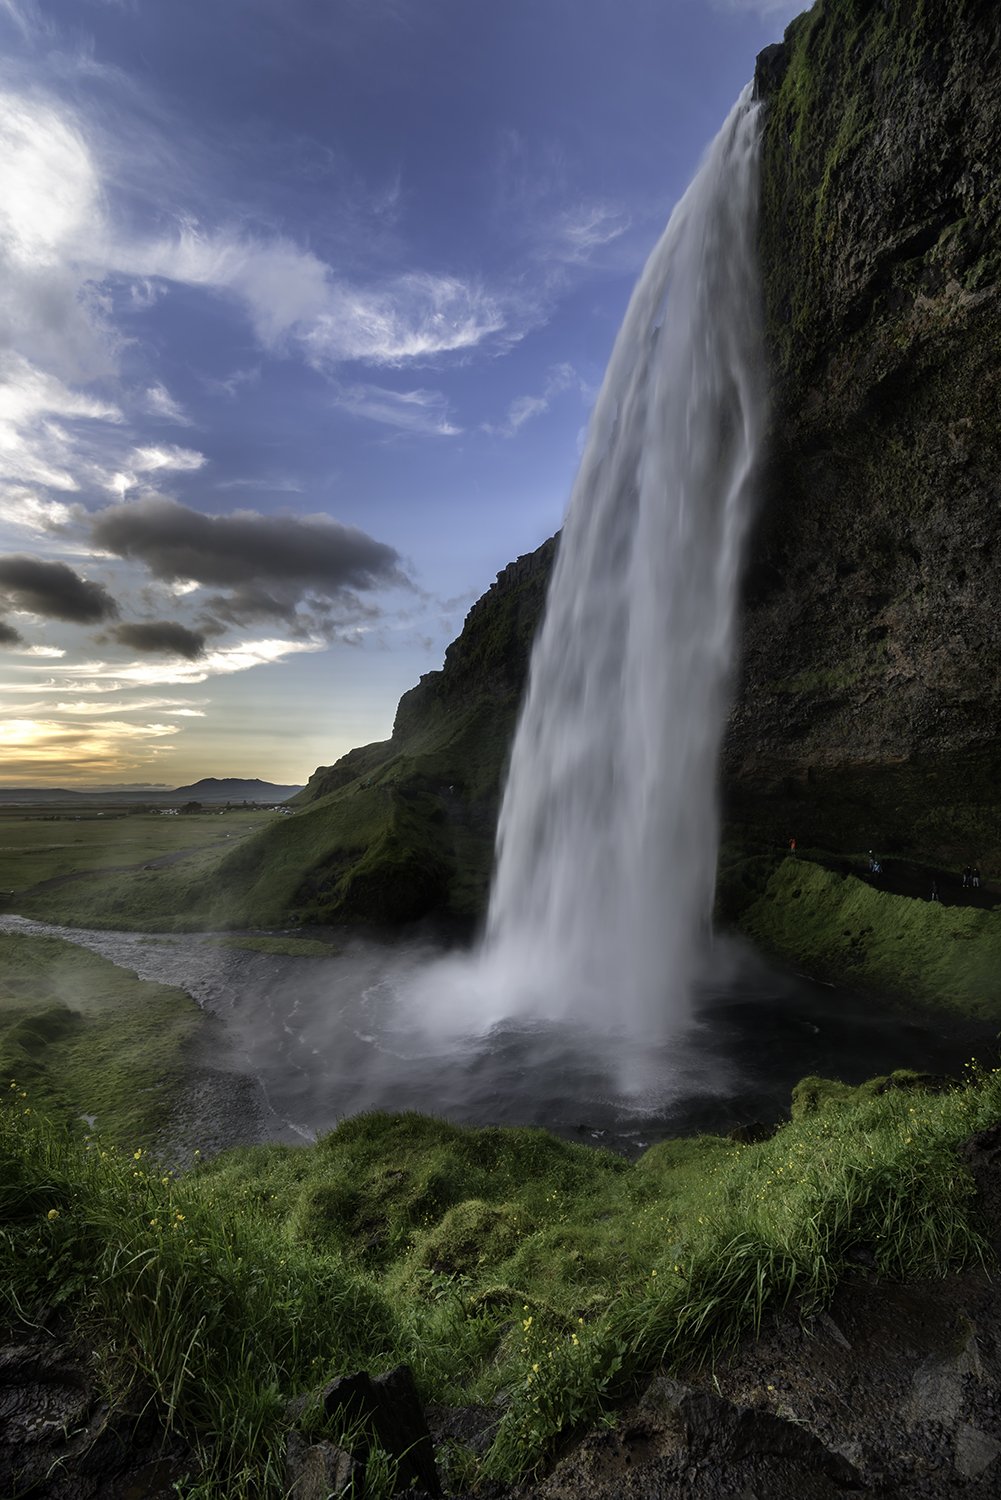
170, 779, 303, 803
0, 778, 303, 805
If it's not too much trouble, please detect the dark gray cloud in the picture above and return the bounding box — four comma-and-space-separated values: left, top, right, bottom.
202, 584, 300, 627
90, 497, 407, 594
111, 621, 207, 660
0, 621, 24, 647
0, 555, 119, 625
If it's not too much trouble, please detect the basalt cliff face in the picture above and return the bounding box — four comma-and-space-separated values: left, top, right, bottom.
237, 0, 1001, 936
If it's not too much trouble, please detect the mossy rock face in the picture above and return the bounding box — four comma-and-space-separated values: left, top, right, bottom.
728, 0, 1001, 869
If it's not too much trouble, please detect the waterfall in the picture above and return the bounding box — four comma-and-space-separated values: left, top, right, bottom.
480, 89, 765, 1041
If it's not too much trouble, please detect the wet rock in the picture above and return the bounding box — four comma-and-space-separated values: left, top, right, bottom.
321, 1364, 441, 1496
286, 1430, 362, 1499
0, 1341, 93, 1447
0, 1330, 189, 1499
953, 1422, 1001, 1480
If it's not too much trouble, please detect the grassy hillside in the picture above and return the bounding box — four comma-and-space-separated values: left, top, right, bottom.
0, 931, 202, 1143
4, 1068, 1000, 1495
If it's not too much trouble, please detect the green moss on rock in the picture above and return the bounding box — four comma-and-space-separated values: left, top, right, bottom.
740, 856, 1001, 1017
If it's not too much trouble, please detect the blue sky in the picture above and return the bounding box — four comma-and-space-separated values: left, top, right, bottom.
0, 0, 805, 787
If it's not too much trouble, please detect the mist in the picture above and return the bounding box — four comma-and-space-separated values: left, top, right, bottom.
3, 914, 991, 1160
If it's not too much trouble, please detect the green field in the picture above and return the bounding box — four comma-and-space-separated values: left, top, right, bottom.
0, 808, 270, 928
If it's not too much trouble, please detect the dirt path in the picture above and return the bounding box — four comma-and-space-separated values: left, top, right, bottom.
823, 855, 998, 911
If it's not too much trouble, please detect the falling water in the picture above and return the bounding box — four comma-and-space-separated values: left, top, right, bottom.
480, 89, 766, 1041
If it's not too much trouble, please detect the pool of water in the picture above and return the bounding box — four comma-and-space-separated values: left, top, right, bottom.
3, 915, 995, 1157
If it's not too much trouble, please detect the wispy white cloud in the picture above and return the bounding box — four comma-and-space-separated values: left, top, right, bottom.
332, 382, 461, 436
143, 382, 192, 425
492, 128, 633, 274
0, 354, 123, 490
484, 362, 589, 438
18, 643, 65, 658
303, 272, 513, 367
0, 85, 524, 522
0, 1, 35, 40
0, 487, 78, 536
551, 204, 632, 264
10, 636, 326, 690
131, 444, 206, 474
107, 443, 207, 497
12, 695, 204, 715
203, 365, 260, 399
214, 476, 304, 494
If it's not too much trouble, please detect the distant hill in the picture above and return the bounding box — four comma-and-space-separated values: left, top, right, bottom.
0, 778, 303, 805
170, 779, 303, 803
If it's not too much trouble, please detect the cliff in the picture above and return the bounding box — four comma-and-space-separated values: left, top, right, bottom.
729, 0, 1001, 867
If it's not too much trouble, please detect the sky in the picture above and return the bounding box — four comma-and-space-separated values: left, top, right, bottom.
0, 0, 806, 789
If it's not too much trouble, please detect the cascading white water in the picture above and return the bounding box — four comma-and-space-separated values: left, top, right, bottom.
479, 89, 766, 1041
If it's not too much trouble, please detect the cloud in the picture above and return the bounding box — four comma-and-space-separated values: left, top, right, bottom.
0, 95, 114, 382
25, 695, 202, 715
484, 363, 589, 438
0, 354, 123, 491
214, 476, 304, 494
492, 129, 633, 273
0, 553, 118, 623
0, 85, 531, 532
0, 2, 37, 40
0, 488, 78, 535
111, 620, 206, 659
108, 443, 207, 495
303, 273, 511, 367
123, 220, 521, 369
143, 383, 192, 425
0, 619, 24, 645
0, 714, 180, 781
130, 445, 206, 473
551, 204, 632, 264
332, 382, 461, 436
90, 495, 406, 594
59, 636, 325, 687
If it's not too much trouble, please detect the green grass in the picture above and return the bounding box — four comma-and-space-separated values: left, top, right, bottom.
739, 857, 1001, 1018
4, 1067, 1001, 1495
7, 705, 505, 931
0, 810, 266, 926
0, 932, 203, 1143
